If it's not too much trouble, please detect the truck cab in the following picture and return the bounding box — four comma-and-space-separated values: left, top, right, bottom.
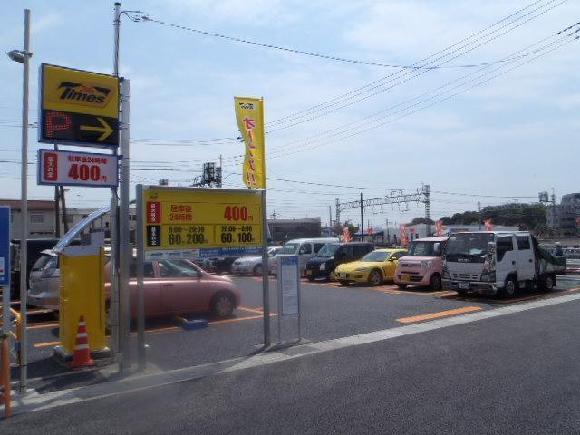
394, 236, 448, 290
442, 231, 565, 297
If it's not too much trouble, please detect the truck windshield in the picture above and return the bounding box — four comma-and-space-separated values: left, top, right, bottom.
317, 244, 339, 257
408, 241, 443, 256
446, 233, 495, 262
280, 243, 300, 255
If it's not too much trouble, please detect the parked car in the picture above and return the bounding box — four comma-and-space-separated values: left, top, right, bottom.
443, 231, 566, 297
269, 237, 339, 276
305, 242, 374, 281
10, 238, 60, 299
28, 256, 240, 318
394, 236, 449, 290
231, 246, 282, 275
334, 248, 407, 286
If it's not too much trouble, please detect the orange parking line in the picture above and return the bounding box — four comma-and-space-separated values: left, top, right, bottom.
33, 341, 60, 349
27, 322, 58, 330
238, 306, 264, 315
397, 306, 482, 324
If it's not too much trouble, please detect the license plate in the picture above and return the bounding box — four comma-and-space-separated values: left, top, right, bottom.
306, 270, 313, 276
459, 282, 470, 290
401, 274, 410, 282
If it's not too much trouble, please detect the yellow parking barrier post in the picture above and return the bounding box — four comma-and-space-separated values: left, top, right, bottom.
54, 232, 108, 363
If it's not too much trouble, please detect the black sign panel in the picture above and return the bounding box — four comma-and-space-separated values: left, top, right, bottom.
40, 110, 119, 147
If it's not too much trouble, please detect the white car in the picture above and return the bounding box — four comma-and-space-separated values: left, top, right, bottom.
231, 247, 282, 276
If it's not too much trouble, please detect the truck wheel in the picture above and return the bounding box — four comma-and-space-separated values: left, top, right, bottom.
500, 277, 518, 298
430, 274, 442, 291
541, 274, 555, 292
456, 289, 468, 297
307, 276, 315, 282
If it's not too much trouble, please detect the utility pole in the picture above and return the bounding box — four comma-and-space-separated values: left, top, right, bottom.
478, 202, 482, 230
8, 7, 32, 394
54, 182, 60, 238
328, 205, 332, 228
60, 187, 68, 233
360, 192, 364, 242
386, 218, 390, 245
551, 189, 557, 230
423, 184, 431, 236
335, 198, 341, 227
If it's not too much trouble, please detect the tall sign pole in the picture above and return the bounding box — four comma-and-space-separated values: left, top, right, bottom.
19, 8, 31, 393
119, 78, 131, 371
110, 1, 122, 368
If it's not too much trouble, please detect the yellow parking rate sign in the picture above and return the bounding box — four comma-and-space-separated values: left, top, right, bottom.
139, 186, 264, 259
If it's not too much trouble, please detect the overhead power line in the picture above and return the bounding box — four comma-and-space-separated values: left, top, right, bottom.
262, 22, 579, 161
264, 0, 568, 133
138, 15, 522, 71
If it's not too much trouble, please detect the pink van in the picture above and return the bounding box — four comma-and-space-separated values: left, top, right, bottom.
394, 236, 449, 290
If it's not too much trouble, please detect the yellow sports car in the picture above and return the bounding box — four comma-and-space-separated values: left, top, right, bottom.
334, 248, 408, 286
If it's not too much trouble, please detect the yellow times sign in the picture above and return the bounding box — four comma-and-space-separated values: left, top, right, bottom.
140, 186, 264, 254
40, 63, 120, 147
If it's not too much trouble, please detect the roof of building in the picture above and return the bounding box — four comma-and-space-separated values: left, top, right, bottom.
0, 199, 55, 210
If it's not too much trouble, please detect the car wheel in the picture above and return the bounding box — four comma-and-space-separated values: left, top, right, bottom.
307, 276, 315, 282
430, 274, 442, 291
397, 284, 407, 289
456, 289, 468, 297
211, 293, 235, 318
253, 265, 263, 276
368, 269, 383, 286
500, 277, 518, 298
339, 280, 349, 286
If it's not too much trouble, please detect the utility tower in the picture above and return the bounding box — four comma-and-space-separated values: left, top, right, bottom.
191, 162, 222, 188
335, 184, 431, 232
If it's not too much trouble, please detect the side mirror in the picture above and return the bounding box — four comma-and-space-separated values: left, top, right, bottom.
388, 257, 395, 262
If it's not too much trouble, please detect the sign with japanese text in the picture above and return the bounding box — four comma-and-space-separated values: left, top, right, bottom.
0, 207, 10, 286
234, 97, 266, 189
37, 149, 118, 188
139, 186, 264, 259
39, 63, 120, 147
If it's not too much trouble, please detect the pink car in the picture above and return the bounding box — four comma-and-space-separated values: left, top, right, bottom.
394, 236, 449, 290
104, 258, 241, 319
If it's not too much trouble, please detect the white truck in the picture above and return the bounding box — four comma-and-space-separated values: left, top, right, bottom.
442, 231, 566, 297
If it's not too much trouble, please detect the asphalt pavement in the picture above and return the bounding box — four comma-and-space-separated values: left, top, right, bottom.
18, 274, 580, 392
5, 291, 580, 434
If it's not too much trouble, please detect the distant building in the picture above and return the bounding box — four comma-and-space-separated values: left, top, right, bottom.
0, 199, 56, 239
267, 218, 322, 243
550, 193, 580, 234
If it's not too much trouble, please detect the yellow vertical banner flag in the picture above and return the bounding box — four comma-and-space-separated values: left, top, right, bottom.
235, 97, 266, 189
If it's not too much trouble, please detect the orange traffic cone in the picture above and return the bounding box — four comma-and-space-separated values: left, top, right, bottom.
70, 315, 94, 370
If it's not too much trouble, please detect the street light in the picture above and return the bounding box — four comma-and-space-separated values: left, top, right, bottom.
7, 9, 32, 393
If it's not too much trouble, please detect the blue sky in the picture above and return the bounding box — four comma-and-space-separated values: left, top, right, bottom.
2, 0, 580, 228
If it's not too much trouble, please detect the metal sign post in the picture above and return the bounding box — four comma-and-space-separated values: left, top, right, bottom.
136, 184, 145, 369
261, 190, 270, 347
276, 255, 301, 345
0, 207, 11, 337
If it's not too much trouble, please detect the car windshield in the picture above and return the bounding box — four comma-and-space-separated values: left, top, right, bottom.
317, 244, 339, 257
279, 243, 300, 255
446, 233, 495, 257
361, 251, 389, 262
31, 254, 54, 271
408, 241, 443, 257
158, 259, 200, 277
